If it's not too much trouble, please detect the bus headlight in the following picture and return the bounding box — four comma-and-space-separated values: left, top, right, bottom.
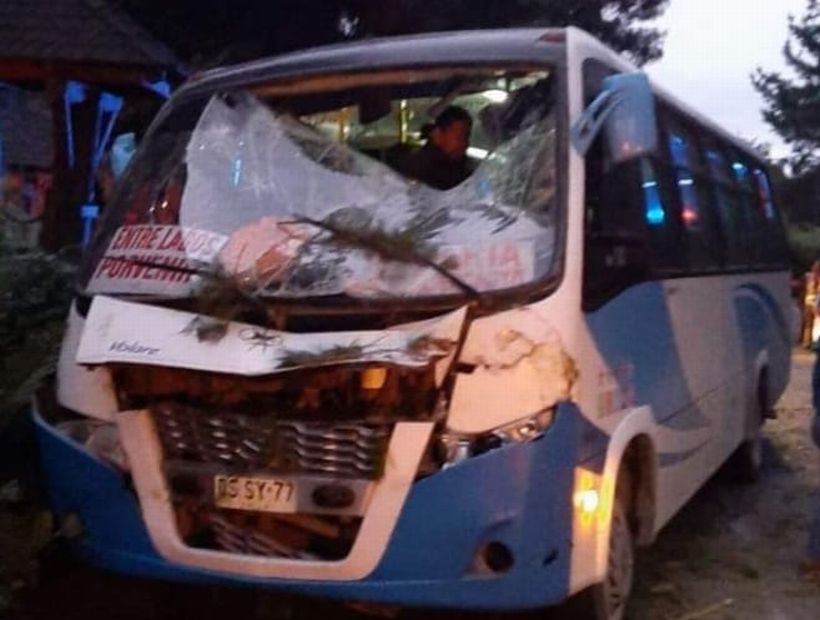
439, 408, 555, 467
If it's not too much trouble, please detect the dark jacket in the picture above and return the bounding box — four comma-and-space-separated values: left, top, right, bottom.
404, 143, 471, 190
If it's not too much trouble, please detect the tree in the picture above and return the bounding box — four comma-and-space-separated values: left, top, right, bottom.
754, 0, 820, 174
122, 0, 668, 69
119, 0, 346, 69
346, 1, 668, 65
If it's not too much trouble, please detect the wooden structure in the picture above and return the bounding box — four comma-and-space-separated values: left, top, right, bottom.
0, 0, 181, 249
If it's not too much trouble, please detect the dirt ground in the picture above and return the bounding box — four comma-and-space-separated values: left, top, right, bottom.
625, 349, 820, 620
2, 351, 820, 620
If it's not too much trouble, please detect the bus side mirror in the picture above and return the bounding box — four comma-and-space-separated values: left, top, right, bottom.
571, 72, 658, 164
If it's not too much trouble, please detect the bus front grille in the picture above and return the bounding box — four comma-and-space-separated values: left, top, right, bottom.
150, 402, 392, 479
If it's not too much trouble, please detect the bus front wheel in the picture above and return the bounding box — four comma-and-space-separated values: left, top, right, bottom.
571, 493, 635, 620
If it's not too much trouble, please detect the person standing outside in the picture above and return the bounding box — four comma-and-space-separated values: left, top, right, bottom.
803, 262, 820, 348
803, 295, 820, 579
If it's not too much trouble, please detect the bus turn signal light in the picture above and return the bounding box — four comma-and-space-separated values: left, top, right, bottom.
361, 367, 388, 390
576, 489, 600, 515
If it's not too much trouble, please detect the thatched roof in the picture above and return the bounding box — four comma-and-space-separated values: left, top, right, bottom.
0, 0, 180, 71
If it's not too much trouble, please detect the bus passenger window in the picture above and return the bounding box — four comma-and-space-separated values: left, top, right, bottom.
669, 135, 701, 227
731, 157, 767, 266
705, 147, 750, 268
732, 160, 753, 188
640, 158, 686, 275
665, 128, 722, 271
754, 168, 776, 220
583, 141, 649, 310
754, 167, 788, 266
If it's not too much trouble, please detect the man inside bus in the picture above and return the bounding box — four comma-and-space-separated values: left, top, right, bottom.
404, 105, 473, 190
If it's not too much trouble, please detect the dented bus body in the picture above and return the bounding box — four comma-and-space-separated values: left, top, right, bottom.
34, 28, 792, 617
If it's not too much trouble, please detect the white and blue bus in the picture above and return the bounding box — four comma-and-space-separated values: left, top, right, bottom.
34, 28, 792, 619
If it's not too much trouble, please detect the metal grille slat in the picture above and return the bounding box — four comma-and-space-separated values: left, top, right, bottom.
152, 403, 391, 479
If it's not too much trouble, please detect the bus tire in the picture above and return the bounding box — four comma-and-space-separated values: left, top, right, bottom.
573, 492, 635, 620
729, 374, 767, 483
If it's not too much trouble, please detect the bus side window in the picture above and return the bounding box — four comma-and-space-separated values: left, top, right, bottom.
730, 154, 768, 266
753, 168, 789, 267
754, 168, 777, 220
582, 57, 656, 310
662, 119, 724, 272
639, 156, 686, 275
583, 138, 650, 310
703, 144, 750, 268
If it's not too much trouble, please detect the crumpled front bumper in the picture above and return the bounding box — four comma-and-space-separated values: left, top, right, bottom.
33, 405, 579, 610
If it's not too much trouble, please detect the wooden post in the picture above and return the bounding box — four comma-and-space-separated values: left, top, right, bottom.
41, 76, 100, 250
41, 75, 67, 252
65, 89, 100, 248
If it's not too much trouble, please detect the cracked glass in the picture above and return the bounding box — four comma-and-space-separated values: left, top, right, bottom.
83, 67, 562, 301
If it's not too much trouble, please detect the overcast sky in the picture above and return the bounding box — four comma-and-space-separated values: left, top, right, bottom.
647, 0, 807, 158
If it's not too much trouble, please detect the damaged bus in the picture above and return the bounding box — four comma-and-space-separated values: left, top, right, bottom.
34, 28, 791, 619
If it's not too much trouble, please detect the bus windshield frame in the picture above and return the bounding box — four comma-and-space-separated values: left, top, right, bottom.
80, 62, 569, 312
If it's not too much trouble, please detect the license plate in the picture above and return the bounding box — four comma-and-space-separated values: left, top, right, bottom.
213, 475, 298, 513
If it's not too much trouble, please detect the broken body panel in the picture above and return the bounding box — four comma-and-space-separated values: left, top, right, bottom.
35, 27, 792, 613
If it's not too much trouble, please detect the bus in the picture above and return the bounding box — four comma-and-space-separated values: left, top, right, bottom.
34, 27, 792, 620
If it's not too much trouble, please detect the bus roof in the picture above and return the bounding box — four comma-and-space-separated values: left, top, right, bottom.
181, 28, 567, 97
179, 27, 764, 164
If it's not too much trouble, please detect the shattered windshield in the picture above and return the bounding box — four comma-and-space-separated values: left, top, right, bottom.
82, 66, 562, 302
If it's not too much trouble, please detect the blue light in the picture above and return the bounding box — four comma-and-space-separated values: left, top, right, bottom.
641, 160, 666, 226
678, 178, 694, 186
99, 92, 123, 114
233, 157, 243, 187
732, 161, 751, 187
81, 203, 99, 250
646, 205, 665, 225
64, 81, 86, 104
63, 83, 86, 169
142, 79, 171, 99
642, 180, 665, 225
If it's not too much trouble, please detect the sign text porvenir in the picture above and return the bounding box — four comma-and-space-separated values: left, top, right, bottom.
87, 225, 227, 295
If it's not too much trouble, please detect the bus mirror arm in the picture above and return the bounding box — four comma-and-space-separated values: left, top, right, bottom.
571, 90, 620, 157
571, 72, 658, 164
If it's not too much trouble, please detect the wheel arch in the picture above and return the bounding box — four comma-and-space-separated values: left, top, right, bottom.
752, 349, 771, 423
617, 433, 657, 547
594, 407, 659, 574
